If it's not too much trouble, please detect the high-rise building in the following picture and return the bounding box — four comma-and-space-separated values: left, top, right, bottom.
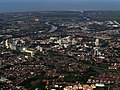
94, 39, 101, 56
5, 39, 9, 48
36, 46, 43, 52
94, 47, 100, 56
95, 39, 99, 47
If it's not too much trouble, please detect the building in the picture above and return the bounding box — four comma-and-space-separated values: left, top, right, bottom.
93, 39, 101, 56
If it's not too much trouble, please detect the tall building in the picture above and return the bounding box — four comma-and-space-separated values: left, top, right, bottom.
59, 39, 62, 46
5, 39, 9, 48
94, 47, 100, 56
95, 39, 99, 47
94, 39, 101, 56
36, 46, 43, 52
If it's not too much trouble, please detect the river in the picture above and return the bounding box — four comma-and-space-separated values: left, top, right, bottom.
45, 22, 58, 33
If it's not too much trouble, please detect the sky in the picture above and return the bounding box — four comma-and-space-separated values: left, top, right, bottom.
0, 0, 119, 2
0, 0, 120, 3
0, 0, 120, 12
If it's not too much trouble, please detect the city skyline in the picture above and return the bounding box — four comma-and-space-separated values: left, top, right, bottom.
0, 1, 120, 89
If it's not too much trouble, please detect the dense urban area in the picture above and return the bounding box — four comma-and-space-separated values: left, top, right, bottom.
0, 11, 120, 90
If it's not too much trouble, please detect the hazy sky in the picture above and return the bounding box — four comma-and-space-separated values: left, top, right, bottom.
0, 0, 119, 2
0, 0, 120, 12
0, 0, 120, 3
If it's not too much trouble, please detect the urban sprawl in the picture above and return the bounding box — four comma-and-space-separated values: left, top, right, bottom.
0, 11, 120, 90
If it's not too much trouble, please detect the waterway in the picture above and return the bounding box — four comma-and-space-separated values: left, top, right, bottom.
45, 22, 58, 33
